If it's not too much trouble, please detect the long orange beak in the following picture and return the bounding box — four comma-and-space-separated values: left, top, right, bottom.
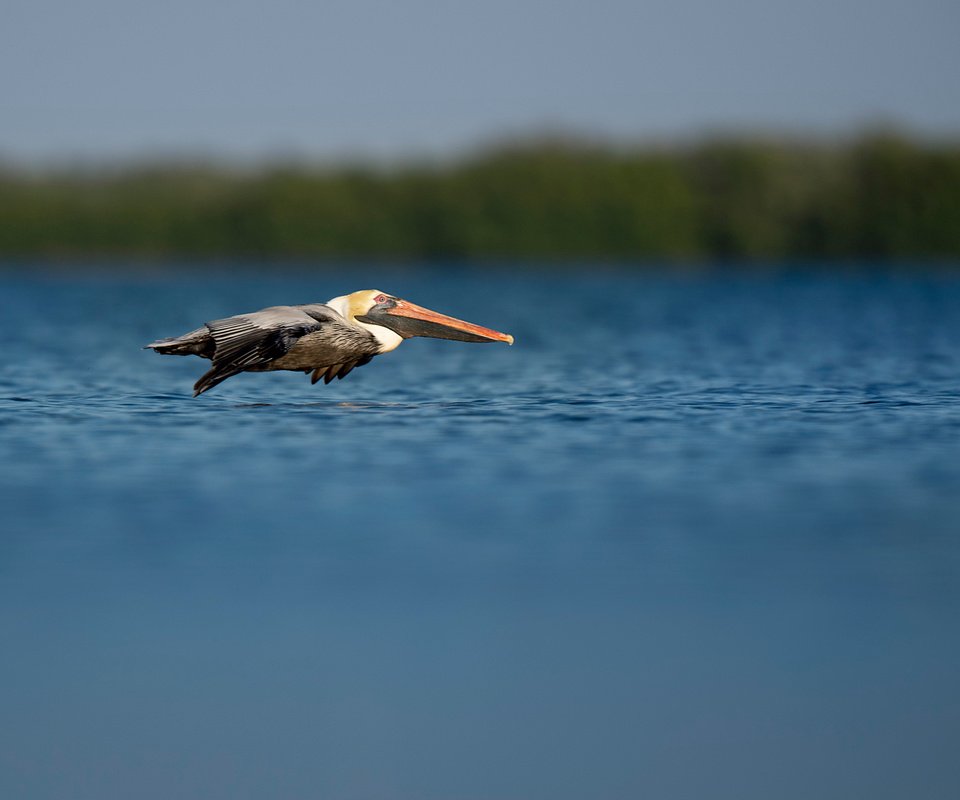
381, 299, 514, 344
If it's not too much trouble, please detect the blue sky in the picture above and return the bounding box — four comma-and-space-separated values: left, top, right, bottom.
3, 0, 959, 162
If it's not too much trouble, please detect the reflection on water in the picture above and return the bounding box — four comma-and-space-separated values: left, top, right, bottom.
1, 266, 960, 799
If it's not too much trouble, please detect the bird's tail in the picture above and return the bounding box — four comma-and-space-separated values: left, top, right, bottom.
144, 327, 214, 357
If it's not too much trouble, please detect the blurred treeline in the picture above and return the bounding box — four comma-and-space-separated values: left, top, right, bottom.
1, 134, 959, 261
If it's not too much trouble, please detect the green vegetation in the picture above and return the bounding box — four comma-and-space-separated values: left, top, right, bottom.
2, 134, 959, 261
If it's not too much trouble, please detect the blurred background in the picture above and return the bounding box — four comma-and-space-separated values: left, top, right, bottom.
2, 0, 960, 262
2, 2, 960, 799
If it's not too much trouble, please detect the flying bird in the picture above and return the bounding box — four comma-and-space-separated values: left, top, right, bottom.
146, 289, 514, 396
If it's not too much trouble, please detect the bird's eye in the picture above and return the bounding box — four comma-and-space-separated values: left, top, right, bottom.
374, 294, 387, 304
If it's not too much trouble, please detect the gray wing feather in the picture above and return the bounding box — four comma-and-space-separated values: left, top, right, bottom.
192, 304, 378, 396
193, 306, 323, 396
209, 307, 321, 367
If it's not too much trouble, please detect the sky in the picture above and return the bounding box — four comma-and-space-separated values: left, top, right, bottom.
2, 0, 959, 163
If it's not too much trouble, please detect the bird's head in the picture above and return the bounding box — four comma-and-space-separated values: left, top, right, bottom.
333, 289, 514, 348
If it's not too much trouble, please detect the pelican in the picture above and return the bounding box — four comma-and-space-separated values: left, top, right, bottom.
146, 289, 514, 396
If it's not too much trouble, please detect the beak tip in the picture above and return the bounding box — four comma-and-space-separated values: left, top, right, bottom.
505, 334, 514, 346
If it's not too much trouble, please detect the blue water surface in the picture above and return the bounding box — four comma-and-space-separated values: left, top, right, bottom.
1, 264, 959, 799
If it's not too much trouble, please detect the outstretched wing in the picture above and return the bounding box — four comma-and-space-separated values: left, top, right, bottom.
193, 306, 324, 396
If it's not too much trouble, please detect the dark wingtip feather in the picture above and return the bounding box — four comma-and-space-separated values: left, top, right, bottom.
192, 367, 233, 397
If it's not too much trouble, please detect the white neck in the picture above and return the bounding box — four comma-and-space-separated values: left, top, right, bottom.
358, 321, 403, 353
325, 295, 404, 354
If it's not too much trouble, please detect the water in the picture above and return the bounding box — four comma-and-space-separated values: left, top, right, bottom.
2, 265, 959, 799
